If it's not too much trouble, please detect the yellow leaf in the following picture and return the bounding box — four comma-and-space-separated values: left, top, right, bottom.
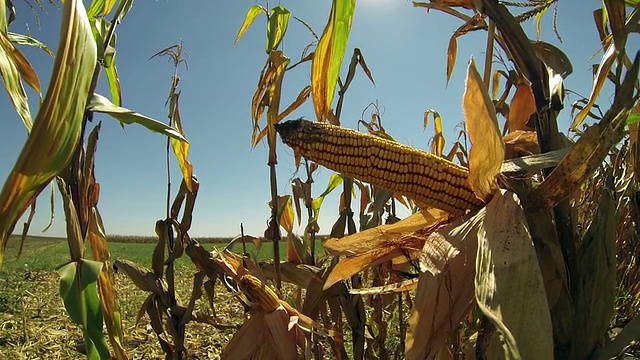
0, 0, 97, 266
311, 0, 356, 122
234, 4, 266, 45
508, 82, 536, 132
446, 35, 457, 85
169, 92, 194, 192
423, 109, 445, 157
463, 58, 504, 202
571, 43, 616, 129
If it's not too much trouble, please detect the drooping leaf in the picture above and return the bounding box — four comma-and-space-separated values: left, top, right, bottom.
57, 259, 110, 360
0, 32, 34, 129
266, 6, 291, 52
423, 109, 445, 157
311, 173, 343, 220
446, 35, 457, 84
87, 93, 187, 142
114, 0, 135, 23
475, 190, 553, 359
463, 58, 504, 201
0, 0, 97, 266
169, 92, 194, 191
508, 82, 536, 132
278, 85, 311, 122
8, 32, 53, 56
571, 43, 616, 129
234, 4, 266, 45
311, 0, 356, 123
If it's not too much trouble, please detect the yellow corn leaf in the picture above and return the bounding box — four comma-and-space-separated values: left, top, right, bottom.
475, 190, 553, 359
571, 43, 616, 129
169, 92, 194, 192
508, 82, 536, 132
423, 109, 445, 157
491, 70, 502, 99
234, 4, 266, 45
446, 35, 457, 85
463, 58, 504, 202
324, 209, 448, 256
277, 85, 311, 122
311, 0, 356, 123
0, 0, 96, 266
324, 247, 402, 290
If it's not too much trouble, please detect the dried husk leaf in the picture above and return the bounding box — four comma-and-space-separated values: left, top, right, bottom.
406, 211, 483, 359
463, 58, 505, 201
475, 190, 553, 359
570, 175, 616, 359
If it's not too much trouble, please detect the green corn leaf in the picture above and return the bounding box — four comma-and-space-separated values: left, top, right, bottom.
627, 113, 640, 125
234, 4, 266, 45
8, 32, 53, 56
87, 93, 188, 142
57, 259, 110, 360
0, 0, 97, 267
105, 63, 121, 106
115, 0, 135, 23
266, 6, 291, 52
312, 173, 343, 219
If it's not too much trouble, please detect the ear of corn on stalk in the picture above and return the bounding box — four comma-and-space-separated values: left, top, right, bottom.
239, 275, 281, 313
275, 119, 484, 215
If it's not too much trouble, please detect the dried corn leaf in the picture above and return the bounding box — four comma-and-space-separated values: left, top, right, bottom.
0, 0, 96, 266
503, 130, 539, 159
114, 259, 164, 294
571, 43, 616, 129
424, 109, 445, 157
463, 58, 505, 201
221, 311, 267, 359
475, 190, 553, 359
406, 210, 482, 360
348, 278, 417, 295
508, 83, 536, 132
324, 247, 402, 289
526, 55, 639, 212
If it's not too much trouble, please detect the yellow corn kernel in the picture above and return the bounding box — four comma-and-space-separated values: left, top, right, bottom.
239, 274, 280, 313
275, 119, 485, 215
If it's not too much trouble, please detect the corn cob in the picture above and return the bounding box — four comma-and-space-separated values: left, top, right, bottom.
239, 274, 280, 313
275, 119, 484, 215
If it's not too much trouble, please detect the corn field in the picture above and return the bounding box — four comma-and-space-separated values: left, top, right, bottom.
0, 0, 639, 359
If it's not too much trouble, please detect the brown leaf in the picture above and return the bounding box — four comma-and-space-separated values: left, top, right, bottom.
406, 210, 483, 359
474, 190, 553, 359
323, 209, 448, 256
508, 82, 536, 132
221, 311, 267, 359
463, 58, 505, 201
323, 247, 402, 290
503, 130, 539, 159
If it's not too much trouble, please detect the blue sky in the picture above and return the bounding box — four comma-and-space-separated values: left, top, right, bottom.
0, 0, 617, 238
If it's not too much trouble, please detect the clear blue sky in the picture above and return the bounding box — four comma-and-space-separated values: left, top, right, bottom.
0, 0, 616, 238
